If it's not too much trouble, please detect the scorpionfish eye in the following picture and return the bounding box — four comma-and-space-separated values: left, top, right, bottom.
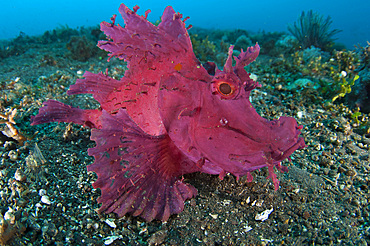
212, 79, 240, 100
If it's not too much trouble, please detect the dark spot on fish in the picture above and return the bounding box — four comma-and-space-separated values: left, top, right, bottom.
143, 82, 157, 86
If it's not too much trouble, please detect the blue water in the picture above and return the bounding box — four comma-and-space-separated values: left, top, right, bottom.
1, 0, 368, 49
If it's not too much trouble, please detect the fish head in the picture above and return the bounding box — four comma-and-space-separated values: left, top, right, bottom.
159, 44, 305, 185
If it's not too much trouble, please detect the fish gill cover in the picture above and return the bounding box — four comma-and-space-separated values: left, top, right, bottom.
31, 4, 305, 222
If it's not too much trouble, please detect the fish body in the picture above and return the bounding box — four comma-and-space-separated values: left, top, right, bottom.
32, 4, 305, 221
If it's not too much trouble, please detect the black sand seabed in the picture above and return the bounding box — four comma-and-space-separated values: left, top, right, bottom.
0, 35, 369, 246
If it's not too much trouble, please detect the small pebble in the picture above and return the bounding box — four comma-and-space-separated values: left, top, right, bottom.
4, 210, 15, 224
14, 168, 26, 182
39, 189, 47, 196
0, 191, 6, 199
0, 169, 8, 178
8, 150, 18, 161
41, 195, 52, 205
16, 198, 27, 208
4, 141, 15, 150
255, 200, 264, 207
275, 84, 283, 91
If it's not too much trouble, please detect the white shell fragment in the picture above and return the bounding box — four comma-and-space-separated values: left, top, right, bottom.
243, 223, 253, 232
41, 195, 52, 205
245, 225, 253, 232
249, 73, 258, 81
209, 213, 218, 219
255, 208, 274, 221
104, 235, 123, 245
105, 219, 117, 228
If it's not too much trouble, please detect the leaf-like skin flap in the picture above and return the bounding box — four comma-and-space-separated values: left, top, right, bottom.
88, 110, 199, 221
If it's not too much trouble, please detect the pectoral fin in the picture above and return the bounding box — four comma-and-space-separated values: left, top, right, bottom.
88, 110, 198, 221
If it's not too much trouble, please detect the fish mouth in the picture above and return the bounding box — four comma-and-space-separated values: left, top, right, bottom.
218, 118, 305, 166
221, 124, 263, 144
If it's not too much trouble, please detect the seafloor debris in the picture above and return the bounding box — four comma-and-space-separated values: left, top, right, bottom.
25, 143, 48, 181
0, 108, 27, 145
0, 214, 25, 246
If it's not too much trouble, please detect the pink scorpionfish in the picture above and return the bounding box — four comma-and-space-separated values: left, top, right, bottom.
32, 4, 305, 222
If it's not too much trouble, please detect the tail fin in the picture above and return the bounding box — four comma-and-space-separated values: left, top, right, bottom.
31, 100, 102, 129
